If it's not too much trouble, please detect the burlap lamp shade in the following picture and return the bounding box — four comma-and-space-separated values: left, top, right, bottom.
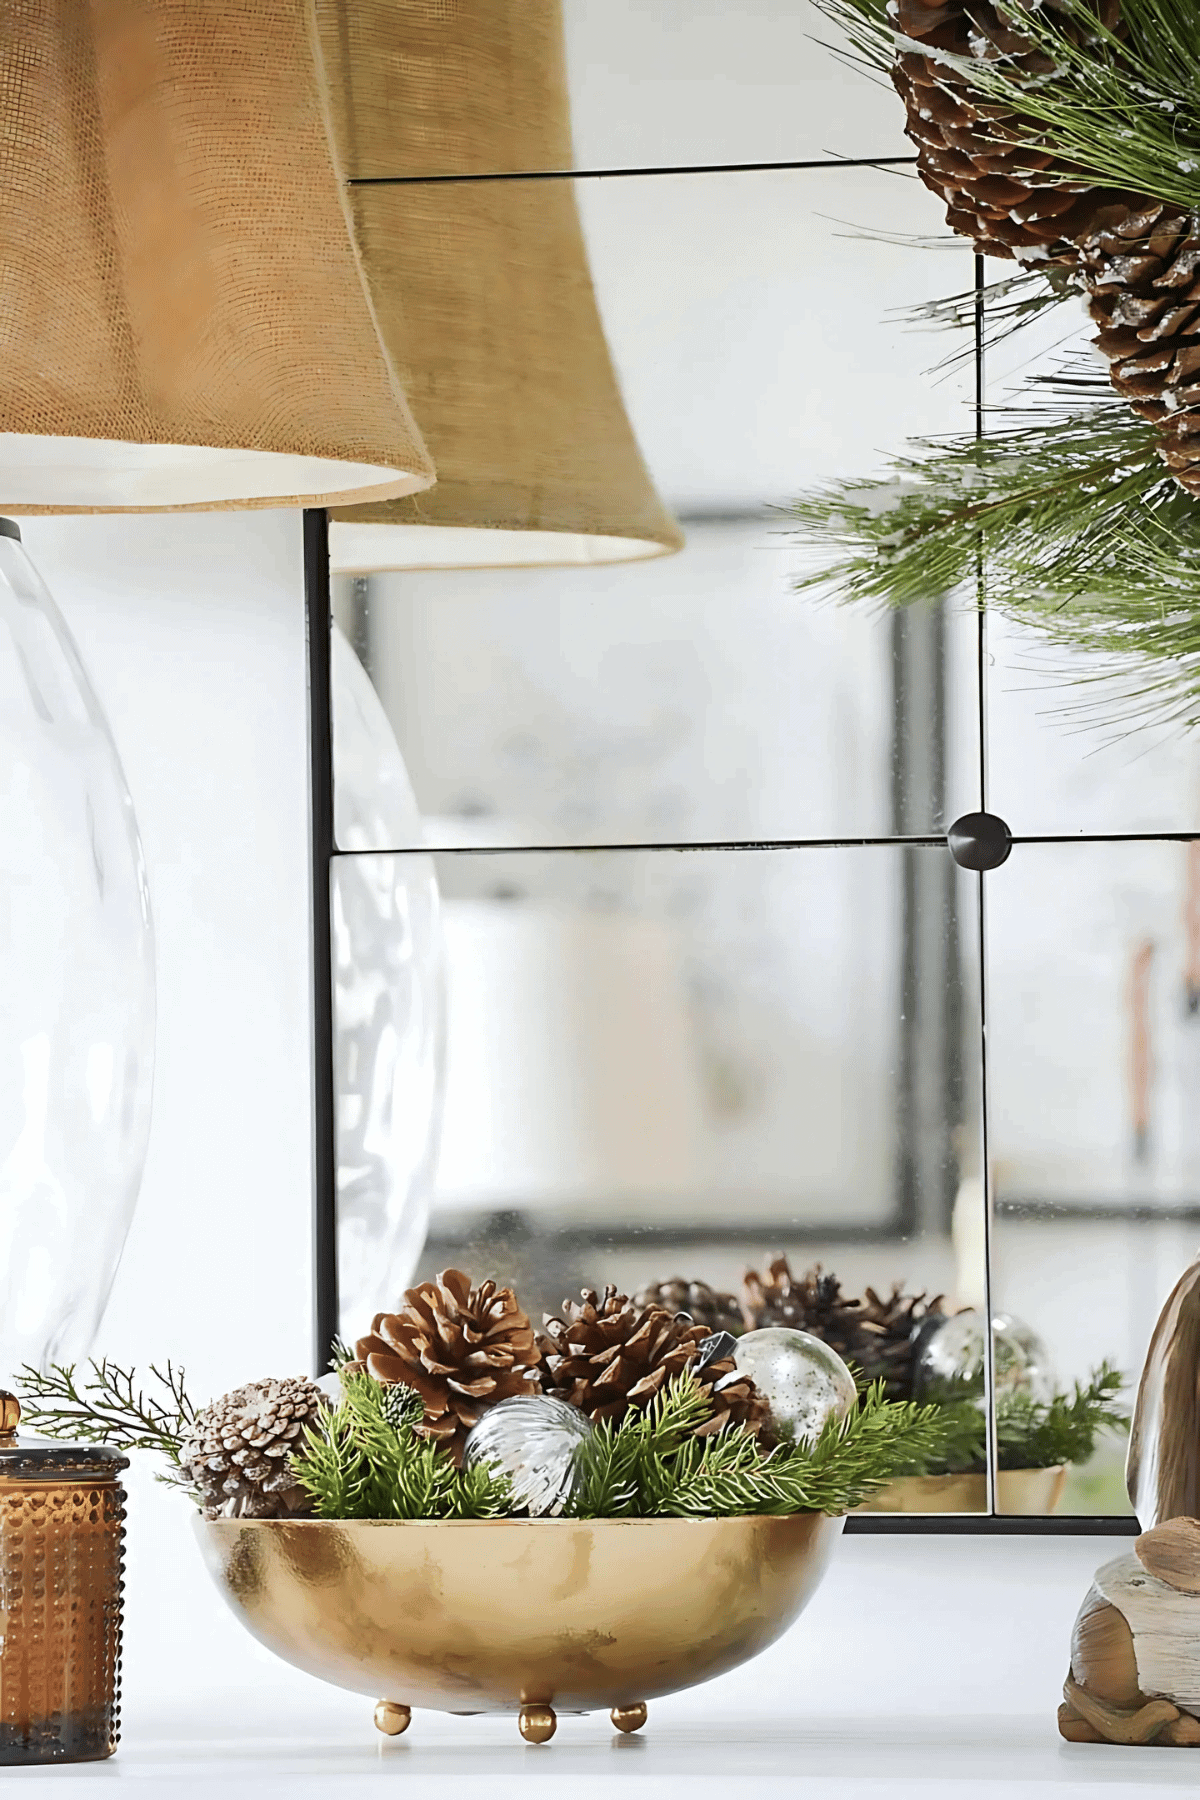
0, 1, 433, 512
318, 0, 683, 573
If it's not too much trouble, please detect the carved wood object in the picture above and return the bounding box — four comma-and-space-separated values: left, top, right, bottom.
1060, 1255, 1200, 1746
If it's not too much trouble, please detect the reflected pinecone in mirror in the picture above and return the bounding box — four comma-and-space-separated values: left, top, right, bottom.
633, 1278, 745, 1339
742, 1258, 944, 1402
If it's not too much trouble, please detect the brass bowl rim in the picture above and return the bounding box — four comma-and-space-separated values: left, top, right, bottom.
202, 1511, 837, 1529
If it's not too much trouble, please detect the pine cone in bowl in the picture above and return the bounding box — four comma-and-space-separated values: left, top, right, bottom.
180, 1376, 328, 1520
540, 1285, 770, 1439
351, 1268, 542, 1464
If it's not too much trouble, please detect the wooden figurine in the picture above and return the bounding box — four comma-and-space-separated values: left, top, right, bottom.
1059, 1258, 1200, 1746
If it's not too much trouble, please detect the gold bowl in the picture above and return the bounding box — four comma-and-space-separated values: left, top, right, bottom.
194, 1512, 843, 1741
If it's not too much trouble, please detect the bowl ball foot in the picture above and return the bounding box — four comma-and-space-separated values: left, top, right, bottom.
374, 1701, 411, 1736
519, 1704, 557, 1744
611, 1702, 648, 1735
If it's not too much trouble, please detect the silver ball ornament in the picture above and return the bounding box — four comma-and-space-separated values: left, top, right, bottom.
733, 1327, 857, 1446
462, 1394, 592, 1516
913, 1310, 1054, 1406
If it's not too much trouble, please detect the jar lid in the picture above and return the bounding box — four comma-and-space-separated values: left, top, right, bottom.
0, 1393, 129, 1482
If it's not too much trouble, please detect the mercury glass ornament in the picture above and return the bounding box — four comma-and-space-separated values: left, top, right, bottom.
330, 622, 443, 1335
0, 522, 154, 1377
733, 1328, 856, 1446
463, 1395, 592, 1516
913, 1310, 1055, 1406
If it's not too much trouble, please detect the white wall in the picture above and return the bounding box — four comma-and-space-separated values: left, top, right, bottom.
19, 510, 315, 1398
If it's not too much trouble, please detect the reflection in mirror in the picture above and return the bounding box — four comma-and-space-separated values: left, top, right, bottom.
333, 529, 979, 850
987, 841, 1200, 1516
329, 164, 978, 852
320, 155, 1027, 1516
356, 843, 988, 1513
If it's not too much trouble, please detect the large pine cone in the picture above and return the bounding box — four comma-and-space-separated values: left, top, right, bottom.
539, 1286, 769, 1438
633, 1277, 745, 1339
742, 1258, 943, 1402
180, 1377, 327, 1520
352, 1268, 541, 1463
1077, 201, 1200, 494
892, 0, 1125, 263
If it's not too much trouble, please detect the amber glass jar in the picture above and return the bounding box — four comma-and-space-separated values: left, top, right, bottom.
0, 1395, 128, 1763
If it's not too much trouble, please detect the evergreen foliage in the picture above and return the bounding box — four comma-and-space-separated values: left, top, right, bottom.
16, 1359, 197, 1466
921, 1362, 1128, 1474
291, 1372, 512, 1520
791, 0, 1200, 733
815, 0, 1200, 214
789, 370, 1200, 730
570, 1372, 956, 1518
16, 1356, 1125, 1513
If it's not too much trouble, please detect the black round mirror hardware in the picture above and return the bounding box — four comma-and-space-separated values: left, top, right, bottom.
947, 811, 1012, 871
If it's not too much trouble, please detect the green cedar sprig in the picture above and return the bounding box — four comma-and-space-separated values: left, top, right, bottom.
15, 1359, 198, 1466
290, 1370, 511, 1520
998, 1360, 1128, 1470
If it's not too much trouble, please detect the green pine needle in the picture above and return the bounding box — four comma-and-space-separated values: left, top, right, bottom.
291, 1371, 511, 1521
997, 1360, 1128, 1470
570, 1373, 956, 1518
789, 372, 1200, 732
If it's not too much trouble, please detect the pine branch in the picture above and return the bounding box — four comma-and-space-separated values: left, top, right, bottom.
16, 1360, 198, 1466
572, 1375, 958, 1518
997, 1362, 1128, 1470
916, 1401, 987, 1477
291, 1371, 510, 1521
572, 1376, 712, 1517
788, 376, 1200, 732
907, 267, 1080, 380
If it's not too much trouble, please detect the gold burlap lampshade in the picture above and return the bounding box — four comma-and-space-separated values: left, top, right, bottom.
0, 1, 433, 512
317, 0, 683, 572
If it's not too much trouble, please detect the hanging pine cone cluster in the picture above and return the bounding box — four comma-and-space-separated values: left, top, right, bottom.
1077, 201, 1200, 495
351, 1268, 541, 1464
742, 1257, 944, 1402
884, 4, 1200, 493
539, 1285, 770, 1438
179, 1377, 328, 1520
632, 1276, 745, 1339
891, 0, 1126, 264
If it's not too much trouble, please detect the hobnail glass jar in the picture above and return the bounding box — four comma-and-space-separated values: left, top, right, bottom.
0, 520, 155, 1379
0, 1394, 128, 1764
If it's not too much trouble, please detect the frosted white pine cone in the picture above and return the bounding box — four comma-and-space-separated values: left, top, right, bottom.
180, 1376, 328, 1520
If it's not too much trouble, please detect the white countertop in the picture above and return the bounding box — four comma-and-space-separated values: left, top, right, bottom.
19, 1469, 1198, 1796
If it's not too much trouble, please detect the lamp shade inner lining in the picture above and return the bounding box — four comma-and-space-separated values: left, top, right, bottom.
329, 521, 675, 574
0, 440, 428, 513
